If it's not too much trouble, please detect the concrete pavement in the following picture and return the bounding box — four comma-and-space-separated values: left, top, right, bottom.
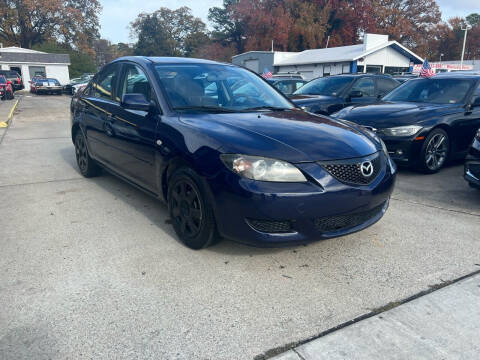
272, 272, 480, 360
0, 95, 479, 359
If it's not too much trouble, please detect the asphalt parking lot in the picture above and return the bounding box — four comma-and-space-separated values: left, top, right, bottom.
0, 95, 479, 359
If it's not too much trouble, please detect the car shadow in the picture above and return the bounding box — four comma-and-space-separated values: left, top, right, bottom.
59, 146, 294, 255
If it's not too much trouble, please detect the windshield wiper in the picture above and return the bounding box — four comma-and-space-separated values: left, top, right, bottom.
242, 106, 290, 111
173, 106, 238, 113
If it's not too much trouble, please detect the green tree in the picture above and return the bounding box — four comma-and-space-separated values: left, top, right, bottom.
130, 7, 209, 57
466, 13, 480, 27
208, 0, 246, 53
0, 0, 101, 55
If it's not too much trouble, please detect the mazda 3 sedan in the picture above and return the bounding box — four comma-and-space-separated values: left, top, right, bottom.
71, 57, 396, 249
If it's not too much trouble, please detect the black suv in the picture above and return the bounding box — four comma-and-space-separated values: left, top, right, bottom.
291, 74, 399, 115
0, 70, 23, 91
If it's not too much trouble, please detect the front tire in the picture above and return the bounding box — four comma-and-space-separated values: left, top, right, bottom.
168, 168, 218, 249
417, 128, 449, 173
74, 131, 101, 177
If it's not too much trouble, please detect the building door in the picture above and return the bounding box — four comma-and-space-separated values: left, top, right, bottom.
10, 66, 21, 76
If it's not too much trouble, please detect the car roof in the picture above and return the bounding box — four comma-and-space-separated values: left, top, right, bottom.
411, 73, 480, 80
112, 56, 230, 67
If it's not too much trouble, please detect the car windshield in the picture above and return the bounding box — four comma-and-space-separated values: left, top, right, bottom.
0, 76, 6, 84
382, 78, 474, 104
293, 76, 354, 96
153, 63, 294, 112
41, 78, 60, 85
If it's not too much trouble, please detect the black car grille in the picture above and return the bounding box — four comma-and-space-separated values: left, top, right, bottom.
320, 153, 382, 185
315, 201, 386, 233
246, 219, 292, 233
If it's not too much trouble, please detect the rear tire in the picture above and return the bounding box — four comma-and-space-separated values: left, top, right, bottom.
74, 131, 101, 177
417, 128, 449, 174
167, 167, 218, 249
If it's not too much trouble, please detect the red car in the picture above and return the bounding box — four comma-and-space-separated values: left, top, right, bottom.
30, 76, 45, 93
0, 75, 14, 100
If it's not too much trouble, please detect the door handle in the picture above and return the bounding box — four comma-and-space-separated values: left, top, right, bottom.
104, 114, 114, 136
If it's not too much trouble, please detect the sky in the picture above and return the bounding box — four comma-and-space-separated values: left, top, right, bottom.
99, 0, 480, 44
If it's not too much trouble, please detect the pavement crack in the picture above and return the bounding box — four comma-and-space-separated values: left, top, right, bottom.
391, 196, 480, 218
257, 268, 480, 359
0, 177, 85, 189
293, 348, 306, 360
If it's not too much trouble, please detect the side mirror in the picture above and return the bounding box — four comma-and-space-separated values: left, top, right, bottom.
349, 90, 363, 98
121, 93, 151, 112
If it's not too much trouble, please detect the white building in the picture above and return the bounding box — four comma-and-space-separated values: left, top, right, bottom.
0, 46, 70, 85
232, 34, 424, 80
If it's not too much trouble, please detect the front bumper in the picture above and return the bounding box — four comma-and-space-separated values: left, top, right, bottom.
381, 136, 424, 165
36, 86, 62, 93
208, 154, 396, 246
464, 141, 480, 188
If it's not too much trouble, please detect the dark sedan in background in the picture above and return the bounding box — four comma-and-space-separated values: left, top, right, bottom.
291, 74, 400, 115
34, 78, 63, 95
71, 57, 395, 249
333, 74, 480, 173
465, 128, 480, 189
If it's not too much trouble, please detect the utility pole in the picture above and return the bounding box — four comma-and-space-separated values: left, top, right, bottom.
460, 26, 471, 70
439, 53, 443, 62
325, 36, 330, 48
271, 40, 274, 52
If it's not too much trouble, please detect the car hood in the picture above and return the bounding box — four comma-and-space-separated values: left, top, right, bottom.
179, 110, 379, 162
335, 101, 461, 128
290, 94, 341, 105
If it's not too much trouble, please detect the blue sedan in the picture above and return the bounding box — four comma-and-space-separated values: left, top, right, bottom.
70, 57, 396, 249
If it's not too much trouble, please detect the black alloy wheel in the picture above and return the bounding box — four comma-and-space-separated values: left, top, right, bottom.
74, 131, 100, 177
419, 128, 449, 173
168, 168, 218, 249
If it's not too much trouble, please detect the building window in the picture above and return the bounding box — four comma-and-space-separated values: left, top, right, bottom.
29, 66, 46, 78
384, 66, 410, 75
342, 64, 350, 73
366, 65, 382, 74
323, 65, 331, 76
357, 65, 364, 73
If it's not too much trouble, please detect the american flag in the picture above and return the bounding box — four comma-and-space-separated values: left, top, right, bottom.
419, 59, 435, 78
262, 68, 273, 79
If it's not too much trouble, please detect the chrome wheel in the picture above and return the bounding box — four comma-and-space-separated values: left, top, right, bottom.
75, 133, 88, 172
425, 133, 448, 171
170, 179, 203, 238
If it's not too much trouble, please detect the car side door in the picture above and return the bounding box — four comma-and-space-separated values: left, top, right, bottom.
108, 62, 160, 192
81, 63, 121, 167
346, 77, 376, 105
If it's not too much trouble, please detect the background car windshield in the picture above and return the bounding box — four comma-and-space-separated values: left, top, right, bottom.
293, 77, 353, 96
154, 64, 294, 111
0, 76, 6, 84
383, 78, 474, 104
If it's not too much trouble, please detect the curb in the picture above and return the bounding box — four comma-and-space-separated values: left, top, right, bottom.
0, 98, 19, 128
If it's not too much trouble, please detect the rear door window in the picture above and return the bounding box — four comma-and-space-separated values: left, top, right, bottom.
92, 64, 119, 101
377, 78, 399, 96
350, 77, 375, 97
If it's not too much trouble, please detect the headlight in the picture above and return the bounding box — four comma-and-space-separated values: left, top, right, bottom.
220, 154, 307, 182
301, 106, 312, 112
379, 125, 422, 137
476, 128, 480, 141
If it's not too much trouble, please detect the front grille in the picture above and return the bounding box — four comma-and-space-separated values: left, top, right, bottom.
320, 153, 382, 185
315, 202, 386, 233
246, 218, 292, 233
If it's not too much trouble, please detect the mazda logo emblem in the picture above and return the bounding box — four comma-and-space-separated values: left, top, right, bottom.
360, 161, 374, 177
